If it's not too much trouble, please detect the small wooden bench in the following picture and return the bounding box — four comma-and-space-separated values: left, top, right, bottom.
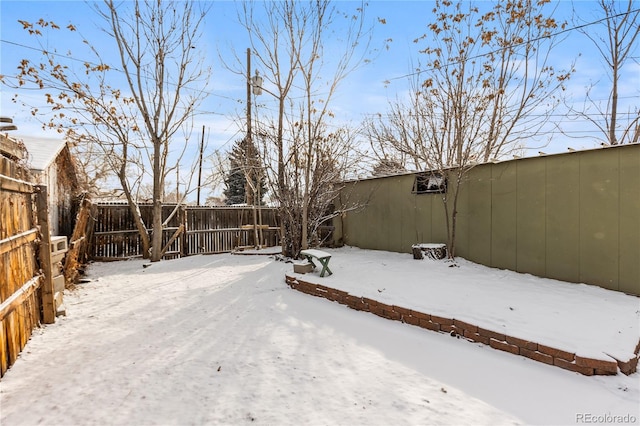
300, 249, 333, 277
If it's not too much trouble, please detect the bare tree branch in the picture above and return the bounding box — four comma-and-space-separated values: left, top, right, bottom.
367, 0, 571, 258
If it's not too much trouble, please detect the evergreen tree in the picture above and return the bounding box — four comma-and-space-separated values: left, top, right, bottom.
223, 159, 246, 205
223, 137, 267, 205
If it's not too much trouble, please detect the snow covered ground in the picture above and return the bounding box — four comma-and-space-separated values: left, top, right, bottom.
1, 246, 638, 426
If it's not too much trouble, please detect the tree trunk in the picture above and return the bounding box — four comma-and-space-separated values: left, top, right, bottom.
277, 97, 287, 256
118, 165, 151, 259
301, 77, 313, 251
609, 57, 619, 145
126, 194, 151, 259
151, 141, 163, 262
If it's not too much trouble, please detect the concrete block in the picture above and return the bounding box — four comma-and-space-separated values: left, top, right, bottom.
293, 263, 314, 274
53, 275, 65, 292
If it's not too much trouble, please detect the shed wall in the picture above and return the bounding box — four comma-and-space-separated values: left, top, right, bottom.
335, 144, 640, 295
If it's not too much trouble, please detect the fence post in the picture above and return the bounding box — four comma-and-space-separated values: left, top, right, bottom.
63, 198, 95, 284
252, 205, 258, 249
179, 205, 187, 257
35, 185, 55, 324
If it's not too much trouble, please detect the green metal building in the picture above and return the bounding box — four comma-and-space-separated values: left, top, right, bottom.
334, 143, 640, 296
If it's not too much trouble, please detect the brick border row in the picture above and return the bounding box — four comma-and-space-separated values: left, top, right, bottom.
285, 275, 640, 376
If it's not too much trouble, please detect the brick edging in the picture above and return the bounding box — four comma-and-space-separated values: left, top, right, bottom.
285, 275, 639, 376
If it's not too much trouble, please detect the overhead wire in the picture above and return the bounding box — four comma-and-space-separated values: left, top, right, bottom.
1, 6, 637, 138
0, 38, 241, 105
2, 6, 637, 97
385, 7, 640, 83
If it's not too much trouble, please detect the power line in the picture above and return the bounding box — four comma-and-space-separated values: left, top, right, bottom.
386, 7, 640, 83
1, 37, 374, 108
1, 39, 104, 67
3, 7, 637, 132
0, 38, 240, 104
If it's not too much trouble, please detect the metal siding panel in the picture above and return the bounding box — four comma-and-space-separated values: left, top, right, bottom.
431, 192, 448, 245
343, 180, 377, 248
402, 176, 422, 253
380, 180, 392, 251
516, 159, 546, 276
414, 189, 434, 246
579, 149, 619, 290
454, 172, 470, 259
388, 175, 413, 253
368, 180, 388, 250
491, 162, 517, 269
466, 165, 492, 265
545, 155, 580, 282
618, 146, 640, 295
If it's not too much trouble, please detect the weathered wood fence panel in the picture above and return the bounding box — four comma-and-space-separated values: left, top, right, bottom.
64, 198, 97, 285
0, 136, 54, 377
90, 204, 281, 260
1, 174, 39, 377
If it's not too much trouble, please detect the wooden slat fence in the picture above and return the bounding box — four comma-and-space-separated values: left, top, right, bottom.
0, 138, 55, 378
91, 203, 281, 260
0, 178, 40, 377
64, 198, 97, 284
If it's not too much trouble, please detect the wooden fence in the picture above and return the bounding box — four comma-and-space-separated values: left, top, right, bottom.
64, 198, 97, 284
91, 203, 281, 260
0, 136, 55, 377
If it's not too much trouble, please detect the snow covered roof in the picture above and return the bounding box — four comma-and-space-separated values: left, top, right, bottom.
17, 135, 67, 172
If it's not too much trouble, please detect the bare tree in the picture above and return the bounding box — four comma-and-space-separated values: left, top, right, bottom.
67, 134, 120, 199
572, 0, 640, 145
3, 0, 211, 260
371, 157, 407, 177
237, 0, 374, 257
367, 0, 572, 259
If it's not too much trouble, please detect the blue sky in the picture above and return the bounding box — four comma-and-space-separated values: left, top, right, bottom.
1, 1, 637, 167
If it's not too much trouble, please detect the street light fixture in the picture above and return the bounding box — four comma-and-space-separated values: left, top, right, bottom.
251, 70, 280, 99
251, 71, 263, 96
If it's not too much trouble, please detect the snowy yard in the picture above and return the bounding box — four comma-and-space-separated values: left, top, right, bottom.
0, 246, 638, 425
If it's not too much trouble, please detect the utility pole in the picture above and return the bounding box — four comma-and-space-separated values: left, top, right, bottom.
246, 48, 252, 144
197, 125, 204, 205
246, 47, 253, 206
247, 48, 259, 247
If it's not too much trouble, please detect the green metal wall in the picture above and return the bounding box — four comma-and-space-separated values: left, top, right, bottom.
335, 144, 640, 295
